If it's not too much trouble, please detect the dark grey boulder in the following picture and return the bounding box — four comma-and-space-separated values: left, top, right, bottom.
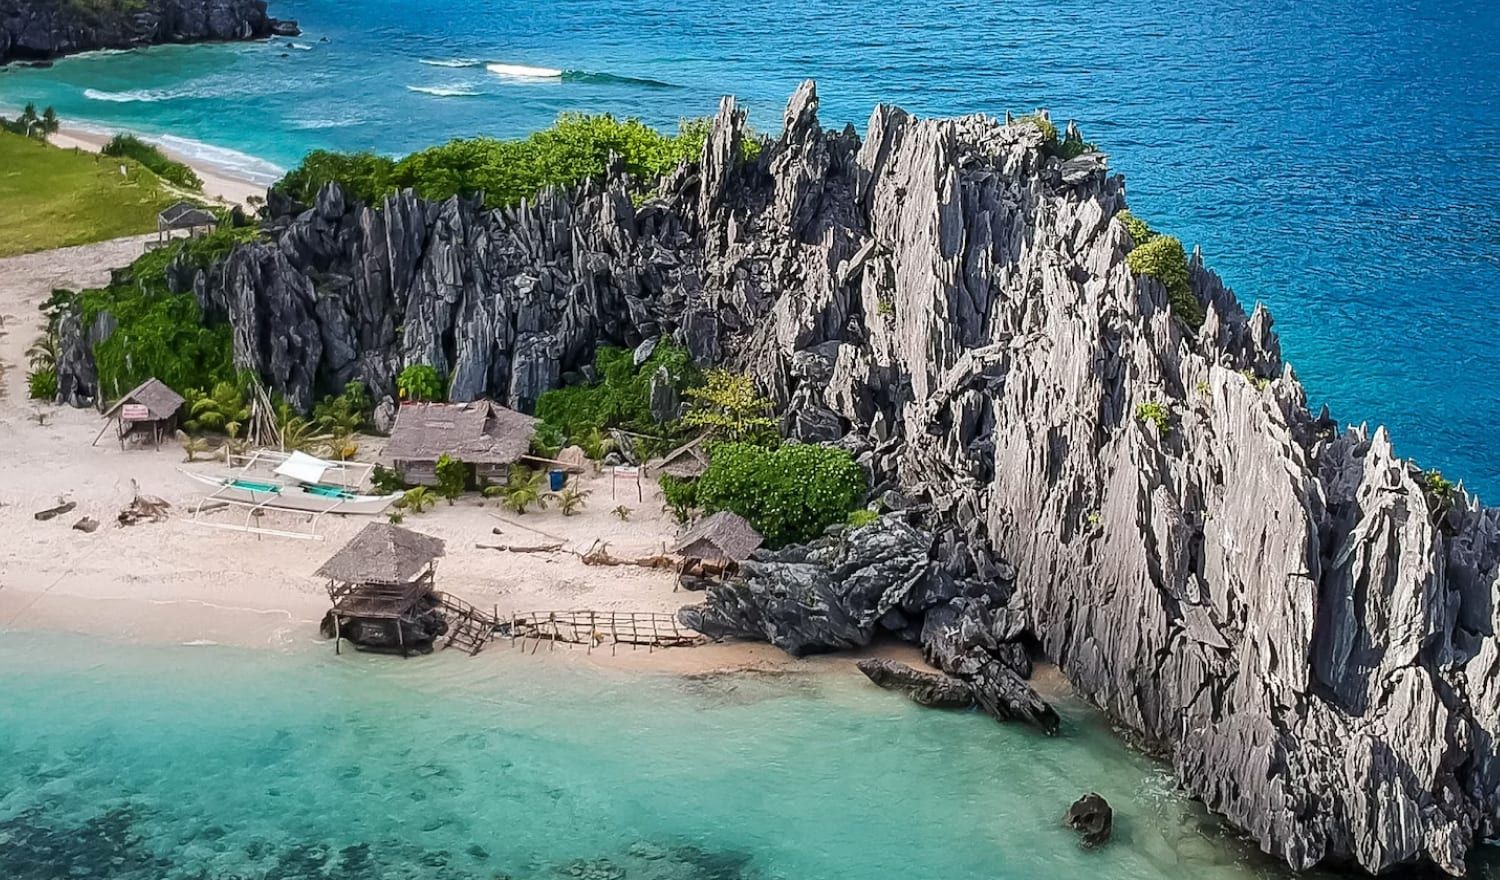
1064, 793, 1113, 848
857, 658, 973, 709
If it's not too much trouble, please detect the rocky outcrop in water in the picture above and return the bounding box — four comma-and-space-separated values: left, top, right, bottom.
1064, 793, 1113, 848
0, 0, 296, 65
55, 81, 1500, 876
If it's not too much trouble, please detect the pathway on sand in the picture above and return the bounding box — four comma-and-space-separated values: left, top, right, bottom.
0, 234, 149, 401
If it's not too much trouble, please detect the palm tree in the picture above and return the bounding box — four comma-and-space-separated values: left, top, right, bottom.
495, 468, 548, 515
40, 107, 59, 137
550, 485, 591, 516
399, 486, 436, 513
25, 332, 58, 372
176, 430, 211, 462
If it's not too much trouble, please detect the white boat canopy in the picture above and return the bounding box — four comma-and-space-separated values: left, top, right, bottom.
273, 450, 340, 486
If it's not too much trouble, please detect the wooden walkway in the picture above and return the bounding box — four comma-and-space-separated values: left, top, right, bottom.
435, 592, 501, 655
506, 610, 702, 654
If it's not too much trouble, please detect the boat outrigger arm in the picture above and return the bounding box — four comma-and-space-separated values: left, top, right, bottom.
178, 462, 403, 541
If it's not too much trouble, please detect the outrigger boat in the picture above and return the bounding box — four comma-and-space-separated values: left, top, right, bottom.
180, 450, 403, 540
179, 469, 403, 515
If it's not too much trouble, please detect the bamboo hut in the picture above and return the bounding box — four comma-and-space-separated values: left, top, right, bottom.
383, 400, 536, 487
670, 510, 763, 590
95, 378, 185, 449
317, 523, 448, 656
645, 435, 712, 479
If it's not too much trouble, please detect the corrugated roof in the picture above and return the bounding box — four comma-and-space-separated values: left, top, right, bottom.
315, 523, 446, 585
101, 378, 186, 420
670, 510, 763, 561
383, 400, 537, 465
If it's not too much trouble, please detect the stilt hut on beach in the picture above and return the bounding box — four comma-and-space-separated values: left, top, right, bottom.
670, 510, 763, 590
94, 378, 185, 449
317, 523, 448, 656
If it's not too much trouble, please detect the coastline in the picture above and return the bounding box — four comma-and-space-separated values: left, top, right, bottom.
45, 123, 274, 206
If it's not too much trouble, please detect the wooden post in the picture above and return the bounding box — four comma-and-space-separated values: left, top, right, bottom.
333, 613, 341, 655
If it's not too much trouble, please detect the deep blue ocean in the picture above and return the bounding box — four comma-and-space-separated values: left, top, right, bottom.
0, 0, 1496, 498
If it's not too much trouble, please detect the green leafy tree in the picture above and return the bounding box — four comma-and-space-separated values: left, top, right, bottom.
434, 454, 467, 504
396, 364, 445, 402
659, 475, 698, 523
681, 370, 778, 445
694, 442, 868, 547
534, 342, 697, 444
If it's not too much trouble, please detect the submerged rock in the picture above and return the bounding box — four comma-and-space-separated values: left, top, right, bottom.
1064, 793, 1113, 848
55, 80, 1500, 875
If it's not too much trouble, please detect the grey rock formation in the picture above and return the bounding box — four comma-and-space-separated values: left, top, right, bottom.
1064, 793, 1113, 848
55, 80, 1500, 875
856, 658, 974, 709
0, 0, 296, 65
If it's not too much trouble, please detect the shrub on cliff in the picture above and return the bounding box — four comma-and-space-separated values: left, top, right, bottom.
275, 114, 756, 210
101, 134, 202, 191
694, 442, 867, 548
535, 342, 697, 444
79, 228, 255, 401
396, 364, 444, 402
1118, 212, 1204, 330
680, 370, 778, 445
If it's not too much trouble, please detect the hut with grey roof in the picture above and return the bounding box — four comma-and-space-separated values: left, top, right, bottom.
94, 377, 185, 449
645, 435, 712, 480
670, 510, 764, 590
383, 399, 537, 487
317, 523, 449, 656
153, 202, 218, 247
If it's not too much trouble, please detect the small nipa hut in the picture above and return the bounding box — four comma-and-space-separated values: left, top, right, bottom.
94, 378, 185, 449
317, 522, 449, 656
153, 202, 218, 247
645, 435, 712, 480
670, 510, 764, 590
383, 399, 537, 487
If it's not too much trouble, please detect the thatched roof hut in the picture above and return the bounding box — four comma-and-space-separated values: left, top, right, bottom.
671, 511, 763, 563
155, 202, 218, 245
383, 400, 537, 486
316, 522, 446, 586
95, 377, 185, 449
646, 435, 712, 479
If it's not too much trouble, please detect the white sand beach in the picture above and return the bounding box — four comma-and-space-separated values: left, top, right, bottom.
48, 125, 268, 206
0, 234, 938, 680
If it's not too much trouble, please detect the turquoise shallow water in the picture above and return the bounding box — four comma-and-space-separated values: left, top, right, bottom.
0, 0, 1496, 498
0, 631, 1290, 880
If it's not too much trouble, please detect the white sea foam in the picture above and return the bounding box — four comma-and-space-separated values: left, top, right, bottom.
150, 134, 285, 186
485, 62, 563, 79
290, 42, 313, 50
420, 58, 482, 68
406, 84, 481, 97
84, 87, 178, 103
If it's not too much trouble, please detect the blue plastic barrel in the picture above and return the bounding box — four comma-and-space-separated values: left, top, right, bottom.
548, 469, 566, 491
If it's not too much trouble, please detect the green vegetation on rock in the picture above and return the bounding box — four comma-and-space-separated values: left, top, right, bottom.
78, 227, 257, 402
1118, 211, 1204, 330
681, 369, 778, 444
275, 114, 759, 210
101, 134, 202, 191
0, 130, 180, 257
694, 442, 868, 548
534, 342, 698, 447
1135, 401, 1174, 436
396, 364, 445, 402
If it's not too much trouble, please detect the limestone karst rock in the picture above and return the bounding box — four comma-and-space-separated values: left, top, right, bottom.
56, 81, 1500, 875
0, 0, 297, 65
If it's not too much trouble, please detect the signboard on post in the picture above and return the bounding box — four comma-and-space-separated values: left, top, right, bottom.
612, 466, 642, 501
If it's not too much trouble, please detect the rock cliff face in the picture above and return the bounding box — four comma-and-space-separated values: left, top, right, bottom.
57, 82, 1500, 875
0, 0, 295, 65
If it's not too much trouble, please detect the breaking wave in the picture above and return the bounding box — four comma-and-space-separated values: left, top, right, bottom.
420, 58, 483, 68
84, 87, 179, 103
406, 84, 482, 97
484, 63, 678, 89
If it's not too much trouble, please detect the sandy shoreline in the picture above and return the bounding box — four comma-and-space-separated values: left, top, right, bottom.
47, 124, 270, 206
0, 233, 973, 687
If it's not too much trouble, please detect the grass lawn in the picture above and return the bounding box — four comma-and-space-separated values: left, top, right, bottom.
0, 131, 180, 257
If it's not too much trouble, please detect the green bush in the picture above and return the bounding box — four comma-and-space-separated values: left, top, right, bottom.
694, 442, 868, 548
182, 381, 250, 434
396, 364, 444, 402
659, 474, 698, 522
81, 237, 244, 403
1135, 401, 1173, 436
434, 454, 467, 503
1125, 231, 1203, 330
534, 342, 697, 444
101, 133, 202, 190
370, 464, 406, 494
1116, 210, 1156, 245
275, 114, 758, 210
846, 508, 879, 529
1016, 111, 1096, 160
313, 380, 372, 434
27, 368, 57, 401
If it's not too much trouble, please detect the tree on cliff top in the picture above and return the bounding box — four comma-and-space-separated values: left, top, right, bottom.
274, 113, 760, 210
